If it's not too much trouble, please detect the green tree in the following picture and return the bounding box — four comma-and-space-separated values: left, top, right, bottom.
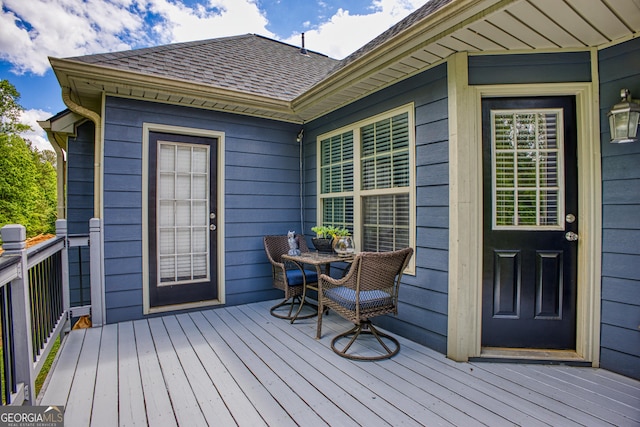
0, 79, 30, 135
0, 80, 57, 239
0, 133, 38, 230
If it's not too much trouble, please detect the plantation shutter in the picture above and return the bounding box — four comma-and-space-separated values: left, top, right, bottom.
361, 113, 411, 251
492, 110, 564, 229
320, 131, 354, 231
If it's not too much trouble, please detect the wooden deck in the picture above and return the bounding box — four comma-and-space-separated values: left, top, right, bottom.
39, 300, 640, 426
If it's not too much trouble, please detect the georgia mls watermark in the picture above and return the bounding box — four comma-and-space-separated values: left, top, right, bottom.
0, 406, 64, 427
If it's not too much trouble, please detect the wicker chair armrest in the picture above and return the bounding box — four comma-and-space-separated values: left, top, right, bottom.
318, 274, 343, 293
319, 273, 341, 285
318, 256, 359, 291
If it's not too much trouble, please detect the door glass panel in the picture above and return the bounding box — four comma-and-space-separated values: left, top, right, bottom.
157, 141, 210, 285
491, 110, 564, 230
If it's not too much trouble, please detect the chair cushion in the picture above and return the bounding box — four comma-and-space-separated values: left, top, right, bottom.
286, 269, 318, 286
324, 286, 392, 311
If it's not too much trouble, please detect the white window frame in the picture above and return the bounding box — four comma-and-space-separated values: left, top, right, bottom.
316, 104, 416, 274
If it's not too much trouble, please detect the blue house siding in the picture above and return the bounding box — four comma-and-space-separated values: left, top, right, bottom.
102, 97, 302, 323
66, 121, 94, 308
598, 37, 640, 380
468, 52, 591, 85
304, 64, 450, 353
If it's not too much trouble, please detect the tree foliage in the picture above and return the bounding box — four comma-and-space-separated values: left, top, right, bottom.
0, 79, 30, 135
0, 80, 57, 239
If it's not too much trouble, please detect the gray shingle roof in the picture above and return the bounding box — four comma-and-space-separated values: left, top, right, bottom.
63, 1, 452, 103
67, 34, 339, 101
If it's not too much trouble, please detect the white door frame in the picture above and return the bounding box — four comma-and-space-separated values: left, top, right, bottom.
446, 52, 602, 365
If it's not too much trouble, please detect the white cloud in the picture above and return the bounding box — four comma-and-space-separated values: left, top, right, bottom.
0, 0, 146, 75
0, 0, 277, 76
145, 0, 274, 43
19, 109, 54, 152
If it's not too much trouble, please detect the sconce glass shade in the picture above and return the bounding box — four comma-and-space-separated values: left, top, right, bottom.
608, 89, 640, 143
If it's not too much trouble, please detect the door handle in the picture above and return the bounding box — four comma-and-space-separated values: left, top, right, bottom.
210, 224, 217, 231
565, 231, 578, 241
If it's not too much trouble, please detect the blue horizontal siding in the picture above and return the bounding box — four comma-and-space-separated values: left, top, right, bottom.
67, 121, 95, 235
468, 52, 591, 85
598, 37, 640, 380
102, 97, 301, 323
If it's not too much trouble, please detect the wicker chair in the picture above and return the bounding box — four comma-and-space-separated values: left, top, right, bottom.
318, 247, 413, 360
263, 235, 318, 321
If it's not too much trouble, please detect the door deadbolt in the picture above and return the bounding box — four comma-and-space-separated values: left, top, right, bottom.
566, 214, 576, 223
210, 212, 216, 220
565, 231, 578, 241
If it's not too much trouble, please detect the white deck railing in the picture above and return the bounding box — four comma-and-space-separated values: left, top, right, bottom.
0, 219, 102, 405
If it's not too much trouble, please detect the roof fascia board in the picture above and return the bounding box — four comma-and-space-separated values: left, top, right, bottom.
47, 111, 85, 134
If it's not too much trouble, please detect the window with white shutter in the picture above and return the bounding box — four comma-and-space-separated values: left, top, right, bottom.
317, 105, 414, 266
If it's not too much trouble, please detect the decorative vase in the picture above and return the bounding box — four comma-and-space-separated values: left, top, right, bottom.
311, 237, 334, 253
333, 236, 355, 256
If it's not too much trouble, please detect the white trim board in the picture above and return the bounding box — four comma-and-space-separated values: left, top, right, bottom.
447, 52, 602, 365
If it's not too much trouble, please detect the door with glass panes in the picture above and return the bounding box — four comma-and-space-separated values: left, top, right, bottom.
148, 132, 218, 308
481, 97, 578, 349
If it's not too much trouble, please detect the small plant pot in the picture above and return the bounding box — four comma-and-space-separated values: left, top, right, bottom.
311, 237, 334, 253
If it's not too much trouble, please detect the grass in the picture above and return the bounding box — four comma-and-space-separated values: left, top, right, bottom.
0, 334, 61, 404
35, 335, 61, 397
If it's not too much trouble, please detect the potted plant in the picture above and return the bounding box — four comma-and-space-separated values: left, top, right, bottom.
311, 226, 350, 253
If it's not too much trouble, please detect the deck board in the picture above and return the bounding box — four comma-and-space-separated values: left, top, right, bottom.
175, 313, 267, 426
228, 305, 406, 427
90, 324, 119, 427
238, 304, 455, 427
65, 327, 101, 426
117, 321, 147, 427
132, 320, 177, 427
40, 327, 84, 406
39, 301, 640, 427
188, 311, 295, 427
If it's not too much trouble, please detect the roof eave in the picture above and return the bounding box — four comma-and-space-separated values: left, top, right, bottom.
293, 0, 507, 118
50, 57, 303, 123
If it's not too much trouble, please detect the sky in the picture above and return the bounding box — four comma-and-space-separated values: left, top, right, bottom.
0, 0, 426, 151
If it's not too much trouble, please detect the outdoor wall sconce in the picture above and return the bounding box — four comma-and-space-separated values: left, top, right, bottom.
608, 89, 640, 143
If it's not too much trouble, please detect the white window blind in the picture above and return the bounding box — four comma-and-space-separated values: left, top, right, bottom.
491, 110, 564, 229
361, 113, 410, 190
158, 142, 210, 284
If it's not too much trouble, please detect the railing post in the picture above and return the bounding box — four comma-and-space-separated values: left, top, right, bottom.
56, 219, 71, 333
1, 225, 35, 404
89, 218, 104, 326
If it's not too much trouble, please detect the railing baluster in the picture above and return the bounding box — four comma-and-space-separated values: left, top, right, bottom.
0, 284, 16, 404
